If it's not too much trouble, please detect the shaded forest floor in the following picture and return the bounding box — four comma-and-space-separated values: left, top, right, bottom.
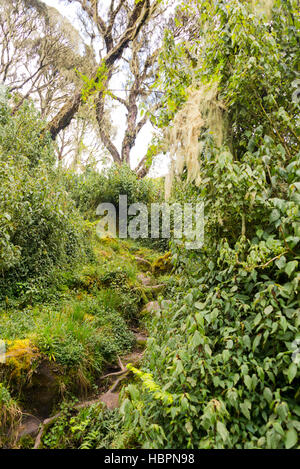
0, 236, 174, 449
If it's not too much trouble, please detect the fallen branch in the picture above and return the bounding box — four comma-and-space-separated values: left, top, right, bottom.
100, 356, 127, 380
33, 338, 147, 449
135, 256, 152, 268
143, 284, 165, 292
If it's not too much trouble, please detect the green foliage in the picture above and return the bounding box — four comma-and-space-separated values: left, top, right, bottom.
0, 97, 88, 296
66, 238, 146, 320
0, 293, 135, 376
42, 402, 130, 449
120, 0, 300, 449
0, 96, 54, 168
67, 163, 169, 250
156, 29, 192, 127
122, 224, 300, 448
0, 237, 150, 399
67, 163, 159, 218
0, 383, 21, 448
75, 62, 108, 103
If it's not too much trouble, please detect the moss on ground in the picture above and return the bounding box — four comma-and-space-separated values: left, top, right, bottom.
0, 236, 169, 448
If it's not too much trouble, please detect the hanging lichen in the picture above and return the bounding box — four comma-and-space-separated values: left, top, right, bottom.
165, 80, 226, 198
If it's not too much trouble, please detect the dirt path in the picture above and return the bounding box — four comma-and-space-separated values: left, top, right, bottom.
17, 253, 162, 448
16, 329, 147, 448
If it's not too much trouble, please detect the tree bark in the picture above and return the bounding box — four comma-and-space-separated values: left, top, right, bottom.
46, 0, 151, 140
47, 93, 82, 139
96, 93, 122, 165
121, 91, 139, 164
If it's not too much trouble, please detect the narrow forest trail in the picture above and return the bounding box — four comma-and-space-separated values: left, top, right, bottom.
32, 331, 147, 449
18, 330, 147, 447
13, 241, 171, 449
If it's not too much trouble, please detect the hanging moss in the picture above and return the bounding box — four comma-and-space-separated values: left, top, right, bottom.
165, 81, 226, 198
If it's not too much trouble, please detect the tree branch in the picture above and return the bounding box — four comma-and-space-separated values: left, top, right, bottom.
46, 0, 152, 139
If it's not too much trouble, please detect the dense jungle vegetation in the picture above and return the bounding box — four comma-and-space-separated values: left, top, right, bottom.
0, 0, 299, 450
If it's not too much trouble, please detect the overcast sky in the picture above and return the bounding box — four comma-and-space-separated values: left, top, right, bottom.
41, 0, 169, 177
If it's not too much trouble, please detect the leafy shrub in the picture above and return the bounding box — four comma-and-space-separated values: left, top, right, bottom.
0, 96, 88, 296
37, 331, 85, 368
120, 0, 300, 449
35, 295, 135, 372
42, 403, 130, 449
68, 163, 159, 219
0, 96, 54, 168
67, 163, 171, 250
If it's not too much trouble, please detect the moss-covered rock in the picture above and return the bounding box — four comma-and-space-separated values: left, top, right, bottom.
152, 252, 172, 275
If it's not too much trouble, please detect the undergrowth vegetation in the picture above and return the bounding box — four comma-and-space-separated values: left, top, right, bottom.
40, 402, 128, 449
66, 164, 160, 219
118, 0, 300, 450
0, 0, 299, 452
0, 91, 165, 448
0, 383, 21, 447
0, 92, 88, 298
0, 234, 158, 404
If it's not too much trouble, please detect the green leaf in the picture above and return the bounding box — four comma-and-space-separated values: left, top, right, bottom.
264, 305, 273, 315
280, 315, 288, 333
240, 400, 251, 420
127, 384, 140, 401
119, 398, 131, 417
244, 375, 252, 391
253, 313, 262, 326
185, 421, 193, 434
191, 330, 202, 349
273, 421, 284, 437
216, 421, 229, 442
252, 334, 261, 352
222, 349, 230, 363
185, 292, 193, 305
195, 313, 204, 326
270, 209, 280, 223
275, 256, 286, 270
263, 387, 273, 404
226, 339, 233, 349
287, 363, 297, 384
243, 335, 251, 350
285, 261, 298, 277
276, 403, 288, 421
285, 428, 298, 449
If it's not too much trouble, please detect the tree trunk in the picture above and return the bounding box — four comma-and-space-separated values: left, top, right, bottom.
121, 97, 138, 164
96, 94, 122, 165
45, 0, 151, 140
47, 93, 82, 140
